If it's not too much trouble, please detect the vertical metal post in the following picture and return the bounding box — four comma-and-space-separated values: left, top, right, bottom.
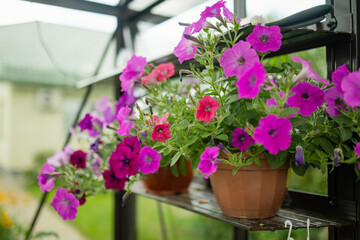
114, 191, 137, 240
233, 227, 248, 240
234, 0, 246, 18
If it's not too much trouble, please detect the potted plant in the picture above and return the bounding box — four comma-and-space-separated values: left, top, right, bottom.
168, 0, 360, 218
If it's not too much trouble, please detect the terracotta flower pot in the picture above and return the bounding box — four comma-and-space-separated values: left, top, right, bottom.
142, 160, 193, 195
210, 153, 289, 219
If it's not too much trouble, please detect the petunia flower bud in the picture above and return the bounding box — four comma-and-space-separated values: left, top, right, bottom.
334, 148, 341, 166
294, 146, 305, 166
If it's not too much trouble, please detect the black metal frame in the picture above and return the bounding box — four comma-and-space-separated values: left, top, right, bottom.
24, 0, 360, 239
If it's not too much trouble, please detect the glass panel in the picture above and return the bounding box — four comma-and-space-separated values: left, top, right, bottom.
246, 0, 325, 21
85, 0, 120, 6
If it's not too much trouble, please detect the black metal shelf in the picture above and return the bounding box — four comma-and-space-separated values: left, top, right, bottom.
77, 26, 351, 89
131, 177, 354, 232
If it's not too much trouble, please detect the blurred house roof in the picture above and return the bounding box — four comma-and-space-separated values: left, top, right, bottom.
0, 22, 115, 87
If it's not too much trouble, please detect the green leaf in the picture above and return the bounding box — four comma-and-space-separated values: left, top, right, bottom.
253, 157, 263, 166
225, 94, 239, 105
280, 107, 299, 118
290, 118, 307, 128
170, 164, 179, 177
215, 134, 228, 141
338, 125, 353, 142
318, 138, 334, 155
232, 166, 240, 176
223, 114, 235, 125
184, 136, 198, 147
291, 162, 309, 176
264, 66, 283, 73
331, 114, 353, 125
163, 147, 172, 156
201, 132, 212, 138
179, 159, 187, 176
170, 151, 182, 166
237, 110, 259, 120
266, 150, 287, 169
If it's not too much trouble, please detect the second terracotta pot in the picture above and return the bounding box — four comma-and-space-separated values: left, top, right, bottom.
142, 160, 193, 195
210, 153, 289, 219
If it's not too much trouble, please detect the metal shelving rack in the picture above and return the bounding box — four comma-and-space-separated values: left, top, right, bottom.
25, 0, 360, 239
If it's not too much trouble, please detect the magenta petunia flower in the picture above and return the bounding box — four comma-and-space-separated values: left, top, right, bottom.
119, 136, 141, 153
198, 146, 219, 179
151, 123, 171, 142
231, 128, 255, 152
91, 157, 103, 175
78, 113, 93, 132
154, 62, 175, 82
102, 168, 127, 191
193, 0, 226, 33
116, 106, 134, 136
341, 71, 360, 107
109, 145, 140, 178
292, 55, 329, 85
50, 188, 79, 221
37, 163, 55, 193
174, 24, 197, 64
69, 150, 87, 169
119, 54, 147, 92
332, 64, 349, 95
220, 40, 259, 78
222, 6, 235, 22
246, 24, 282, 53
235, 62, 266, 99
87, 117, 103, 138
287, 82, 325, 116
139, 146, 161, 175
196, 96, 219, 122
355, 143, 360, 158
253, 114, 292, 155
116, 88, 136, 110
325, 87, 344, 116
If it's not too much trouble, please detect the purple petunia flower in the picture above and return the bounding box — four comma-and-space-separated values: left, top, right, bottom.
341, 71, 360, 107
219, 40, 259, 78
116, 106, 134, 136
246, 24, 283, 53
198, 146, 220, 179
119, 54, 147, 92
235, 62, 266, 99
50, 188, 79, 221
174, 23, 197, 64
287, 82, 325, 116
325, 87, 344, 116
119, 136, 141, 153
102, 168, 127, 191
139, 146, 161, 175
231, 128, 255, 152
117, 88, 136, 110
355, 143, 360, 158
37, 163, 55, 193
109, 145, 140, 178
292, 55, 329, 85
294, 146, 305, 166
332, 64, 349, 95
91, 157, 103, 175
78, 113, 93, 132
88, 117, 103, 138
253, 114, 292, 155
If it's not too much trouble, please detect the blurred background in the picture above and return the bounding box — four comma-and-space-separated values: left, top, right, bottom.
0, 0, 329, 239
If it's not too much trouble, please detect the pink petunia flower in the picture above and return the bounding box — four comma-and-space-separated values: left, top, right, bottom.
95, 96, 110, 113
37, 163, 55, 193
139, 146, 161, 175
246, 24, 282, 53
109, 145, 140, 178
102, 168, 127, 191
141, 70, 158, 85
198, 146, 220, 179
174, 24, 197, 64
69, 150, 87, 169
220, 40, 259, 78
119, 54, 147, 92
147, 112, 169, 126
355, 143, 360, 158
231, 128, 255, 152
47, 150, 69, 168
287, 82, 325, 116
222, 6, 235, 22
91, 157, 103, 175
332, 64, 349, 95
196, 96, 219, 122
50, 188, 79, 221
325, 87, 344, 116
253, 114, 292, 155
235, 62, 266, 99
116, 106, 134, 136
154, 62, 175, 82
151, 123, 171, 142
193, 0, 226, 33
292, 55, 329, 85
341, 71, 360, 107
119, 136, 141, 153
